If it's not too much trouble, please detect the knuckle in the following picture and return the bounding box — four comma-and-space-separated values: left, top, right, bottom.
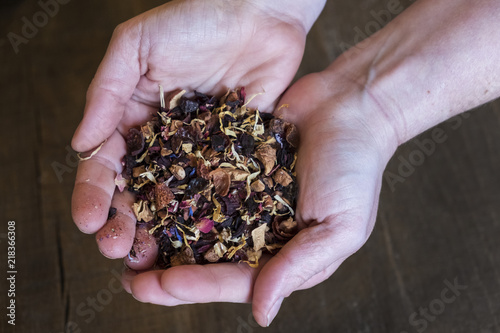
112, 22, 127, 37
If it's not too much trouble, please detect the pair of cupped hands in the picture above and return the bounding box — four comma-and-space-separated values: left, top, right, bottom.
72, 0, 398, 327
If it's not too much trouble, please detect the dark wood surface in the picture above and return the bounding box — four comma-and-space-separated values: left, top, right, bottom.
1, 0, 499, 332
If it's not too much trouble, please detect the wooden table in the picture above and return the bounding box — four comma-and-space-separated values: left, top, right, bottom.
1, 0, 499, 332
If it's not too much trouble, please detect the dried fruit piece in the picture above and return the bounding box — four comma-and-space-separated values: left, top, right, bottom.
273, 169, 293, 187
210, 169, 231, 196
255, 144, 276, 175
155, 183, 174, 210
250, 180, 266, 192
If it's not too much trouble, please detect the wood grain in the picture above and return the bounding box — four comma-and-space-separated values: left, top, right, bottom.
1, 0, 499, 332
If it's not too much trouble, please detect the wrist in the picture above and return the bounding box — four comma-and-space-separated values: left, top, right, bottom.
320, 71, 400, 166
280, 70, 400, 169
326, 0, 500, 146
249, 0, 326, 33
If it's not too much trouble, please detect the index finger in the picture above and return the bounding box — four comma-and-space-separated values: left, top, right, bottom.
71, 130, 125, 234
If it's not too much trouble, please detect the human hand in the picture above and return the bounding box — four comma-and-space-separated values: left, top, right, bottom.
122, 69, 398, 326
71, 0, 325, 259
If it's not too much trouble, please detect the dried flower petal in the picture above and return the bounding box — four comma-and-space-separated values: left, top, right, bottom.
214, 242, 228, 258
195, 217, 214, 234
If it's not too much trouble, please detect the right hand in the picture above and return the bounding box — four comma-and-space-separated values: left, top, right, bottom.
71, 0, 324, 265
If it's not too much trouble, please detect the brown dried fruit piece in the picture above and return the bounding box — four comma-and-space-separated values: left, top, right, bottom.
273, 168, 293, 187
255, 144, 276, 175
210, 169, 231, 196
155, 183, 174, 210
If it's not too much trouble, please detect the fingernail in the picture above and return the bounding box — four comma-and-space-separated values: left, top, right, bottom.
266, 297, 284, 327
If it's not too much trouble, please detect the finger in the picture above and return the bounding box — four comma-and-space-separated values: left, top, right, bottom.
72, 22, 142, 152
130, 270, 194, 306
252, 218, 368, 327
72, 130, 125, 234
96, 190, 136, 259
131, 258, 269, 306
124, 224, 159, 270
273, 72, 329, 123
121, 268, 138, 294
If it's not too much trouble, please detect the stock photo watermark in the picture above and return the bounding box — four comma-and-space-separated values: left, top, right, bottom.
5, 221, 17, 326
224, 311, 261, 333
384, 112, 471, 192
339, 0, 412, 57
52, 145, 79, 183
52, 267, 124, 333
399, 277, 468, 333
4, 0, 73, 54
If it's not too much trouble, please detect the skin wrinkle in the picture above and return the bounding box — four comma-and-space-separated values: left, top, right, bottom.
204, 266, 224, 301
91, 149, 123, 174
133, 271, 182, 304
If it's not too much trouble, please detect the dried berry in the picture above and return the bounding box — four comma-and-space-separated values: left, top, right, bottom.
121, 88, 299, 268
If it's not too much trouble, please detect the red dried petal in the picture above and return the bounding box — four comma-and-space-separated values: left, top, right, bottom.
196, 217, 214, 234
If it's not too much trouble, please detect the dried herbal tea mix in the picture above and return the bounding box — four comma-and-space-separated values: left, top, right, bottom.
120, 88, 299, 268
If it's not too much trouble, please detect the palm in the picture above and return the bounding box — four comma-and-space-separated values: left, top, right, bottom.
247, 73, 388, 317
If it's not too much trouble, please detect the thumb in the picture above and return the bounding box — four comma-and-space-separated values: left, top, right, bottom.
72, 23, 142, 152
252, 217, 368, 327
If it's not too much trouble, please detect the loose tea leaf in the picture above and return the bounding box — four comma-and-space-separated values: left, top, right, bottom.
121, 88, 299, 268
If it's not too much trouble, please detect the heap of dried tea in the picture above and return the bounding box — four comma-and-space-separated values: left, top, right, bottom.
120, 88, 299, 268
